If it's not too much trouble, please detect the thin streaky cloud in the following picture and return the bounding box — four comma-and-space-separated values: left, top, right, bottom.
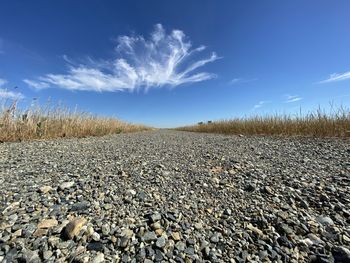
319, 71, 350, 83
24, 24, 220, 92
23, 79, 50, 90
253, 100, 269, 109
285, 94, 302, 103
229, 78, 257, 85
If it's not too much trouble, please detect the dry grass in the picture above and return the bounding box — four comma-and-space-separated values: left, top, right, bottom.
0, 99, 151, 142
176, 106, 350, 138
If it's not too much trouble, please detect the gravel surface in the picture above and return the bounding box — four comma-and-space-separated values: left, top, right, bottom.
1, 130, 350, 263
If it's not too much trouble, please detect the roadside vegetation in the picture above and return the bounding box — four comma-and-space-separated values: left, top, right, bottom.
0, 98, 151, 142
176, 106, 350, 138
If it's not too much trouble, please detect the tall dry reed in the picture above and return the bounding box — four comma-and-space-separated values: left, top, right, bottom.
0, 98, 151, 142
176, 107, 350, 138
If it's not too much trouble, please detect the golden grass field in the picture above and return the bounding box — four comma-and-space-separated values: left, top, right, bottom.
0, 99, 151, 142
176, 107, 350, 138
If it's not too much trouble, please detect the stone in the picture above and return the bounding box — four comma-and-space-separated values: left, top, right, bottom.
92, 253, 105, 263
150, 213, 162, 222
71, 201, 90, 212
175, 241, 186, 251
39, 186, 53, 194
210, 232, 221, 243
59, 181, 75, 190
332, 246, 350, 262
121, 229, 134, 239
101, 224, 110, 236
63, 217, 87, 239
156, 237, 166, 248
37, 219, 58, 229
43, 250, 53, 260
87, 242, 104, 252
143, 231, 157, 242
171, 232, 181, 241
316, 216, 334, 226
92, 232, 101, 241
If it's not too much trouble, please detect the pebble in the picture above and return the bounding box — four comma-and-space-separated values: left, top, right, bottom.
58, 181, 75, 190
92, 253, 105, 263
63, 217, 87, 239
37, 219, 58, 229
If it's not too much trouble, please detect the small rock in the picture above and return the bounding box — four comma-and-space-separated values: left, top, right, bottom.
87, 242, 104, 252
150, 213, 162, 222
316, 216, 334, 226
59, 181, 75, 190
37, 219, 58, 229
175, 241, 186, 251
101, 224, 110, 236
143, 231, 157, 242
156, 237, 166, 248
43, 250, 53, 260
71, 201, 90, 212
92, 253, 105, 263
171, 232, 181, 241
210, 232, 221, 243
39, 186, 53, 194
92, 232, 101, 241
63, 217, 87, 239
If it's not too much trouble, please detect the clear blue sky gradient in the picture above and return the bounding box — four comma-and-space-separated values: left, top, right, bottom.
0, 0, 349, 127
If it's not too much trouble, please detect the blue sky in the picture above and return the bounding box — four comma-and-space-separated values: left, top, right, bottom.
0, 0, 350, 127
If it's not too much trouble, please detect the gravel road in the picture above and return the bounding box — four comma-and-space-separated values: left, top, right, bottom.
1, 130, 350, 263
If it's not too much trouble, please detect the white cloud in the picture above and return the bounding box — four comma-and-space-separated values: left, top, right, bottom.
24, 24, 220, 92
253, 100, 269, 109
230, 78, 257, 85
285, 94, 302, 103
0, 88, 24, 100
23, 79, 50, 90
320, 71, 350, 83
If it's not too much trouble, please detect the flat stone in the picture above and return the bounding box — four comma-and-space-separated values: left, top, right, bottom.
37, 219, 58, 229
71, 201, 90, 212
143, 231, 157, 242
316, 216, 334, 226
171, 232, 181, 241
87, 242, 104, 252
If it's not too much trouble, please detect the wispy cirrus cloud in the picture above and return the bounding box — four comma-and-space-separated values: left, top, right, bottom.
23, 79, 50, 90
253, 100, 269, 109
284, 94, 302, 103
319, 71, 350, 83
24, 24, 220, 92
229, 78, 257, 85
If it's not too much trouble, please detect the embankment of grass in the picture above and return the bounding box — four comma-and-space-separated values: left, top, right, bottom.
0, 99, 151, 142
176, 107, 350, 138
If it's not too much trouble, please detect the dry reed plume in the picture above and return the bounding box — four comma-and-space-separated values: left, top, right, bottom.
0, 98, 151, 142
176, 106, 350, 138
